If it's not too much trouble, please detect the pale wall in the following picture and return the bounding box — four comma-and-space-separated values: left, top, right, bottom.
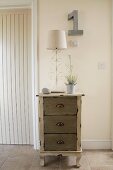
39, 0, 112, 143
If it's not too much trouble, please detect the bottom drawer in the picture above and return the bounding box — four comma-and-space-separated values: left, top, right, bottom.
44, 134, 77, 151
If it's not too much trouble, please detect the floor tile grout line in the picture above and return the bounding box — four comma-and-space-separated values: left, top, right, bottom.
0, 148, 13, 169
0, 158, 9, 169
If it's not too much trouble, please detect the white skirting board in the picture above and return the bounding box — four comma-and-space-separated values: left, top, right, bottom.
81, 140, 112, 150
36, 140, 112, 150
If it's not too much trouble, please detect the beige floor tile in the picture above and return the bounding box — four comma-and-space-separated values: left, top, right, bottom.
0, 146, 113, 170
32, 155, 61, 167
59, 155, 91, 170
91, 165, 113, 170
31, 158, 40, 166
4, 158, 33, 169
45, 156, 61, 168
86, 151, 113, 167
30, 167, 59, 170
0, 163, 17, 170
0, 161, 5, 168
0, 155, 8, 163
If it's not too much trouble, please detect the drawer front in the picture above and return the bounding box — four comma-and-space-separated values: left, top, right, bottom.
43, 97, 77, 115
44, 116, 77, 133
44, 134, 77, 151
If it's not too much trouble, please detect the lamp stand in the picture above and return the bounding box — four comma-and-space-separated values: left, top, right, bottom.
51, 50, 65, 93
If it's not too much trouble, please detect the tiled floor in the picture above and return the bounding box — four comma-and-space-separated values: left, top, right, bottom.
0, 145, 113, 170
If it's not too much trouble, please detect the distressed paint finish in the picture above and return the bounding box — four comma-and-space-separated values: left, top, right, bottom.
44, 115, 77, 133
38, 93, 84, 167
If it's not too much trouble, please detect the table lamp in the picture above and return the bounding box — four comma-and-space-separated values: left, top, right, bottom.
47, 30, 67, 92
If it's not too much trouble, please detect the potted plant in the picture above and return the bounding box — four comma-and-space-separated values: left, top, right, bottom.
65, 55, 77, 94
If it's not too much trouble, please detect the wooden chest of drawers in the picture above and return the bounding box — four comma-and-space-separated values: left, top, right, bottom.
38, 93, 84, 168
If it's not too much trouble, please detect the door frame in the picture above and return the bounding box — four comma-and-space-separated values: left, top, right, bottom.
0, 0, 39, 149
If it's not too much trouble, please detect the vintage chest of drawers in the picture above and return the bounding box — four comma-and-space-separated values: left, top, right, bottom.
38, 93, 84, 167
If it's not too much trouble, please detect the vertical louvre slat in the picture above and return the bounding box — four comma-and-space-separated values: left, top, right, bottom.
0, 15, 3, 144
9, 14, 15, 144
13, 14, 19, 144
18, 14, 23, 144
23, 14, 27, 144
3, 15, 9, 144
24, 14, 29, 144
7, 14, 15, 144
1, 15, 5, 144
15, 14, 22, 144
28, 13, 33, 144
27, 13, 30, 144
19, 14, 26, 144
0, 9, 32, 145
11, 14, 17, 144
7, 14, 14, 144
6, 14, 11, 144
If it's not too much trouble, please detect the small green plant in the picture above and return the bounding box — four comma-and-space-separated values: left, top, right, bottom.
66, 75, 77, 85
65, 55, 77, 85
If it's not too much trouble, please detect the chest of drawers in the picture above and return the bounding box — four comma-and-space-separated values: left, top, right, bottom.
38, 93, 84, 168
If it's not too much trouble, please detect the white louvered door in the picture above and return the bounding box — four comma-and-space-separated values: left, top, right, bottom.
0, 9, 33, 144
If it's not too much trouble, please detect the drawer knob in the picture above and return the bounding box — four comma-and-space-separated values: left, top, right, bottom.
57, 140, 64, 144
56, 104, 64, 108
56, 122, 64, 126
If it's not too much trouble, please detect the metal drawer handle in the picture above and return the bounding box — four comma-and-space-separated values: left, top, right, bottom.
56, 104, 64, 108
56, 122, 64, 126
57, 140, 64, 144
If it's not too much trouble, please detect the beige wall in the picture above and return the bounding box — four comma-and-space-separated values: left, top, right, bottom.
39, 0, 112, 141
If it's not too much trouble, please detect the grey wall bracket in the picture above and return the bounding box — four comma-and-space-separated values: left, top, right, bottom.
68, 10, 83, 36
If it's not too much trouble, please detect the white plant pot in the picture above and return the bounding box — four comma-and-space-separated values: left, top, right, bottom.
66, 84, 75, 94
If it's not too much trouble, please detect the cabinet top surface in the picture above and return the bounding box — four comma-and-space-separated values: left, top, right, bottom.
37, 92, 84, 97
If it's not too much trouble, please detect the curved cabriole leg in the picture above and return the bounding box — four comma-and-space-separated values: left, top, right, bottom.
75, 153, 81, 168
40, 155, 45, 166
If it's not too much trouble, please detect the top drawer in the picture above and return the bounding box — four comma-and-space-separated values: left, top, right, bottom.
43, 97, 77, 115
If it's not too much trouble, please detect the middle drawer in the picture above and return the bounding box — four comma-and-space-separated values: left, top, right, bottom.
44, 116, 77, 134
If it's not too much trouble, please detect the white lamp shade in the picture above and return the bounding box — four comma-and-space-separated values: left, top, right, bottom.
47, 30, 67, 50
